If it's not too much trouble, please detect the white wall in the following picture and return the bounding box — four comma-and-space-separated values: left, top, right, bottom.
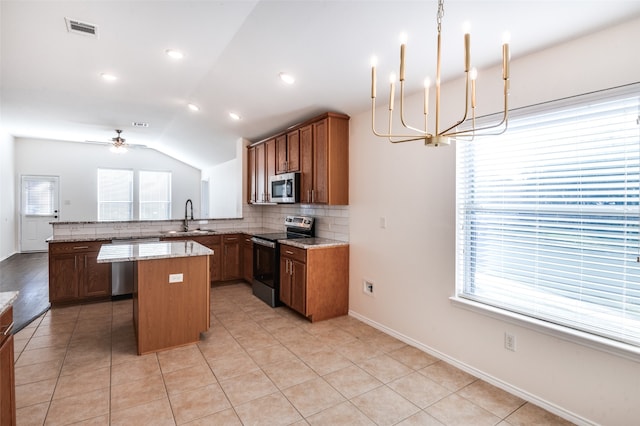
0, 130, 17, 260
201, 138, 245, 219
14, 138, 202, 222
349, 16, 640, 426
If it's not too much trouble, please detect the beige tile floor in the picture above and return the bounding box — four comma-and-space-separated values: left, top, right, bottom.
13, 282, 574, 425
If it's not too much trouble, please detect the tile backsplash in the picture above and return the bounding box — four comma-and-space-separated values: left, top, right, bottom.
52, 204, 349, 241
254, 204, 349, 241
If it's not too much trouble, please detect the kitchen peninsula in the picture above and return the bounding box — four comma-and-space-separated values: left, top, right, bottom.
97, 240, 213, 355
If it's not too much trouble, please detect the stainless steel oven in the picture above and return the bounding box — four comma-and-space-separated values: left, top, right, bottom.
251, 215, 314, 307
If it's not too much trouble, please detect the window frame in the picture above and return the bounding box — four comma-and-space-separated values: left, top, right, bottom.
97, 168, 134, 221
454, 83, 640, 360
138, 170, 172, 220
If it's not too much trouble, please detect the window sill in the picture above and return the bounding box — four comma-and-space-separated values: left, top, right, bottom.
450, 296, 640, 362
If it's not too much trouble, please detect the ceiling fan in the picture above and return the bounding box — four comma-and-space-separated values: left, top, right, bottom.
110, 129, 127, 154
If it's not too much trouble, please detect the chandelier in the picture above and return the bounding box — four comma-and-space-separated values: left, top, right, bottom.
370, 0, 510, 146
110, 129, 128, 154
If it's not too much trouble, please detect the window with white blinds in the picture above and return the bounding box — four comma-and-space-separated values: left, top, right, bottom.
139, 171, 171, 220
23, 176, 57, 215
97, 169, 133, 221
456, 84, 640, 347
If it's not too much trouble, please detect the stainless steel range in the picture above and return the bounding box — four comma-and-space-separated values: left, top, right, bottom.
251, 215, 315, 307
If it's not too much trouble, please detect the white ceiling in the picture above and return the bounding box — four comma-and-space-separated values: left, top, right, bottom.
2, 1, 640, 170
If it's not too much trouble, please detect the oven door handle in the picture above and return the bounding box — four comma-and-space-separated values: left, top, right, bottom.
251, 237, 276, 248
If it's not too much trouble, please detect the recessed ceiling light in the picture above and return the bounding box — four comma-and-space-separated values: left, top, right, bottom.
279, 72, 295, 85
100, 73, 117, 81
229, 112, 241, 121
165, 49, 184, 59
187, 103, 200, 112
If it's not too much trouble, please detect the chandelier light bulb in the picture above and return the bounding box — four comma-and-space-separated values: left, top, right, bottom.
399, 32, 408, 44
424, 77, 431, 88
470, 68, 478, 80
188, 103, 200, 112
229, 112, 241, 121
503, 31, 512, 44
370, 56, 378, 67
462, 21, 471, 34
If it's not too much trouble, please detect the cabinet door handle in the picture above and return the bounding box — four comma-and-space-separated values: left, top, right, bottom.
73, 246, 89, 250
2, 321, 14, 336
285, 250, 294, 255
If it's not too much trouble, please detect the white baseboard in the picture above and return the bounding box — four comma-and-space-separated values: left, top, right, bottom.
348, 309, 593, 426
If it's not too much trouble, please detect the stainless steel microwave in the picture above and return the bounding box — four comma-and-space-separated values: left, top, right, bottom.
269, 172, 300, 203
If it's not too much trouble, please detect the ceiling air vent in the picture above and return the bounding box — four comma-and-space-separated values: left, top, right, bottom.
65, 18, 98, 38
132, 122, 149, 128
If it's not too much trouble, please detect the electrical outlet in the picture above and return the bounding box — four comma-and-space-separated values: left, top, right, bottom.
504, 332, 516, 351
379, 217, 387, 229
363, 279, 374, 295
169, 273, 184, 283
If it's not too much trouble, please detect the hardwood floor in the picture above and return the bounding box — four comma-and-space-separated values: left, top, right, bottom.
0, 252, 50, 332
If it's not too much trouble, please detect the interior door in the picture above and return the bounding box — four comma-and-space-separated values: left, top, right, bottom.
20, 175, 59, 252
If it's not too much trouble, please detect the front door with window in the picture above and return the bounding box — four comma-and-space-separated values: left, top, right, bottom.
20, 175, 59, 252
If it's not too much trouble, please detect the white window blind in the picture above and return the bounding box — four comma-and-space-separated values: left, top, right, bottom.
457, 84, 640, 347
98, 169, 133, 221
23, 176, 56, 215
139, 171, 171, 220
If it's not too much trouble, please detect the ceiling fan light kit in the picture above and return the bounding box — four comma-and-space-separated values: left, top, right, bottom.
110, 129, 128, 154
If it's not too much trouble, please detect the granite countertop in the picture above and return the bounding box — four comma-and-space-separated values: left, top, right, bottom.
48, 228, 281, 243
97, 240, 214, 263
279, 238, 349, 249
0, 291, 19, 316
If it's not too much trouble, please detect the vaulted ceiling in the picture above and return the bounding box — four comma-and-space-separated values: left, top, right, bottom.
2, 1, 639, 170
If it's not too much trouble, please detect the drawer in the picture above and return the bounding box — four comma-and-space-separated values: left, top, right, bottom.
192, 235, 221, 247
281, 245, 306, 263
223, 234, 240, 243
49, 240, 108, 254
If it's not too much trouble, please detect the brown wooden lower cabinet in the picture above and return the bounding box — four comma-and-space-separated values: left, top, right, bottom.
221, 234, 242, 281
0, 306, 16, 426
48, 241, 111, 305
280, 244, 349, 322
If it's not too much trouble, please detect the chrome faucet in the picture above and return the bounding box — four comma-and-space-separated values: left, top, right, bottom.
184, 199, 193, 232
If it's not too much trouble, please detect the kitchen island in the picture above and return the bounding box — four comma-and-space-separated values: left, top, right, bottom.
97, 240, 213, 355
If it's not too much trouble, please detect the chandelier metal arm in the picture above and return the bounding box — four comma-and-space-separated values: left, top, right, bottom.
371, 99, 432, 142
439, 71, 472, 136
399, 81, 430, 134
444, 79, 510, 137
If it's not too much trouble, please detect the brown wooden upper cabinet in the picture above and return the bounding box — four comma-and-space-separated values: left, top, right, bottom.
276, 130, 300, 174
248, 138, 277, 204
248, 112, 349, 205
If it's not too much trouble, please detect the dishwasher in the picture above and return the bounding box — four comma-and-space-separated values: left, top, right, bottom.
110, 237, 160, 296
